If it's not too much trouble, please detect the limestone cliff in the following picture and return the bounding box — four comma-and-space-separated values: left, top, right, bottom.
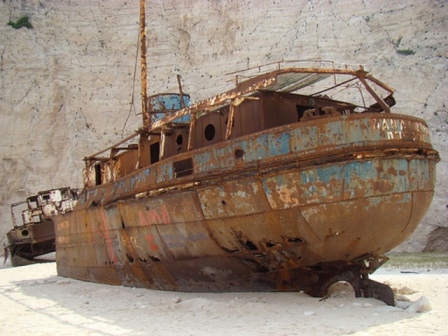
0, 0, 446, 252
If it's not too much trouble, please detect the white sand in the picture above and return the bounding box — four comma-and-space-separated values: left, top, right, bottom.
0, 262, 447, 336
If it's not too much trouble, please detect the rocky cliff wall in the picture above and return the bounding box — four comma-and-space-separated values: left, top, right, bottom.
0, 0, 446, 252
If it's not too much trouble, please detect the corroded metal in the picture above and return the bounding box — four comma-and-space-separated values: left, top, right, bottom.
51, 3, 439, 306
54, 93, 439, 304
6, 187, 79, 266
139, 0, 149, 129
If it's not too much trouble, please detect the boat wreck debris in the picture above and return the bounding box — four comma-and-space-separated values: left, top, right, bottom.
5, 187, 79, 266
51, 1, 439, 306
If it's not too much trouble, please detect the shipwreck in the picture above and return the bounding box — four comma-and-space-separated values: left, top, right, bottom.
6, 187, 79, 266
52, 1, 439, 306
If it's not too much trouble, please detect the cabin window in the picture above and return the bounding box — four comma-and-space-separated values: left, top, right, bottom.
150, 142, 160, 164
94, 163, 102, 185
204, 124, 215, 141
173, 158, 193, 177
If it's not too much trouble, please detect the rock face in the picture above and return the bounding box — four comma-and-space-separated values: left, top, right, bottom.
0, 0, 446, 252
423, 227, 448, 253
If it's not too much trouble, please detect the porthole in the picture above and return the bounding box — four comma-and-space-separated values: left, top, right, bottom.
204, 124, 215, 141
234, 148, 244, 159
176, 134, 183, 145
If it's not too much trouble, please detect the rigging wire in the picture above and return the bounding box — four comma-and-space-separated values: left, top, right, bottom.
121, 30, 141, 138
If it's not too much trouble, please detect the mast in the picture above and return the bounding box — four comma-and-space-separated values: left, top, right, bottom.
140, 0, 149, 129
137, 0, 151, 168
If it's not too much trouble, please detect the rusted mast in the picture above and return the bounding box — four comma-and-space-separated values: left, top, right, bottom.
140, 0, 149, 128
138, 0, 151, 167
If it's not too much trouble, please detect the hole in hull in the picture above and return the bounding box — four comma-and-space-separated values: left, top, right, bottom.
265, 241, 276, 248
149, 255, 160, 262
244, 240, 257, 251
287, 237, 304, 244
234, 149, 244, 159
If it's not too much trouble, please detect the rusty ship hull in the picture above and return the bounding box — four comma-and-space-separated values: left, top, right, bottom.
49, 1, 439, 305
54, 112, 438, 296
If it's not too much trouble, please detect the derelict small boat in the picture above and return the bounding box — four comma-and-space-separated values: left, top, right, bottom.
6, 187, 78, 266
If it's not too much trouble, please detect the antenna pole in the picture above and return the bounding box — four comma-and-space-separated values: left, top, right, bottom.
140, 0, 149, 128
177, 74, 185, 108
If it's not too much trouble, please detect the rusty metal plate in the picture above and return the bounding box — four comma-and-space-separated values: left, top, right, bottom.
197, 179, 270, 219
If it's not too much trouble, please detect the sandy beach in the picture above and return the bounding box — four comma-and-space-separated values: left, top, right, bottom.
0, 259, 447, 336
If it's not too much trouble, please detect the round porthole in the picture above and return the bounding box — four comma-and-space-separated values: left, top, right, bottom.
234, 148, 244, 159
204, 124, 215, 141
